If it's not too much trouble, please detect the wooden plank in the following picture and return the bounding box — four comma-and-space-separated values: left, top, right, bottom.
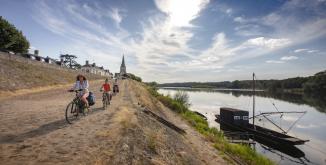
143, 108, 186, 134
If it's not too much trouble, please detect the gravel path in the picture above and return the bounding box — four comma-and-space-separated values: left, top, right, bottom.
0, 79, 228, 165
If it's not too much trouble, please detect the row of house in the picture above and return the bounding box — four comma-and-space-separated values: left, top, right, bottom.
80, 60, 112, 77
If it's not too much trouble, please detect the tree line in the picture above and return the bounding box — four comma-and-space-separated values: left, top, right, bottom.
158, 70, 326, 95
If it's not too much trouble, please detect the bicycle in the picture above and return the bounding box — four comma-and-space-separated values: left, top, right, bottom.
101, 90, 111, 109
113, 85, 119, 96
65, 89, 90, 124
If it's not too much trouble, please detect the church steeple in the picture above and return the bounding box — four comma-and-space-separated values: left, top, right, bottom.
120, 55, 126, 75
121, 55, 126, 68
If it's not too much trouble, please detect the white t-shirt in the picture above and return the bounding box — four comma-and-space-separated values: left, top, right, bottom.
72, 80, 89, 95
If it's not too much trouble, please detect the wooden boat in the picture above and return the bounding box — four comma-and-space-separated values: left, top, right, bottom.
215, 114, 308, 145
193, 111, 207, 120
218, 121, 305, 158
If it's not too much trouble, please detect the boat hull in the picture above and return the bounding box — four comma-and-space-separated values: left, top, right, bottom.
215, 115, 308, 145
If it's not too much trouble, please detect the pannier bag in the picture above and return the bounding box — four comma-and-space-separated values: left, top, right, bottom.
87, 92, 96, 106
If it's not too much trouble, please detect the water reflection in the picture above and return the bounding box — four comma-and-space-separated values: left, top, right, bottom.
160, 87, 326, 113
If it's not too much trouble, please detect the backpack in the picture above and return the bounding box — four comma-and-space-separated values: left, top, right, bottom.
87, 92, 95, 106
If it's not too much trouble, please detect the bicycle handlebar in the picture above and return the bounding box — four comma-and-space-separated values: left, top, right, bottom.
68, 89, 83, 92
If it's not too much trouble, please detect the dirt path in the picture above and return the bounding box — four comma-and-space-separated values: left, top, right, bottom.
0, 80, 228, 165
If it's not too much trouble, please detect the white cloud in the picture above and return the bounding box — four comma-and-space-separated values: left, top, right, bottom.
246, 37, 291, 49
294, 49, 308, 53
266, 55, 298, 64
109, 8, 123, 24
233, 16, 246, 23
154, 0, 209, 27
266, 60, 284, 64
226, 8, 232, 14
234, 24, 263, 36
294, 48, 319, 54
281, 56, 298, 61
307, 50, 319, 53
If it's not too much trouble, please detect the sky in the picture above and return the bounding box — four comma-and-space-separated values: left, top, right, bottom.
0, 0, 325, 83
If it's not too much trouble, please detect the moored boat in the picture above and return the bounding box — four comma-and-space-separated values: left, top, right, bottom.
215, 113, 308, 145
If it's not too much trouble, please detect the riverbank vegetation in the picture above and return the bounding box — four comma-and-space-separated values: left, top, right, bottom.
158, 70, 326, 95
126, 73, 142, 82
146, 83, 274, 165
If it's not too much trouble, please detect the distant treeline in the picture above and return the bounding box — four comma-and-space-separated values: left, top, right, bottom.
158, 70, 326, 95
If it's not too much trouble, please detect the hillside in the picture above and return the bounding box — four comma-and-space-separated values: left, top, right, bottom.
0, 52, 104, 92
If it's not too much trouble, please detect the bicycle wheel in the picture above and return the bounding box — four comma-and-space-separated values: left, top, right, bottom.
66, 102, 78, 124
108, 93, 111, 105
102, 95, 106, 109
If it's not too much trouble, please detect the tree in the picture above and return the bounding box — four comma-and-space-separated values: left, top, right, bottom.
303, 71, 326, 95
60, 54, 80, 69
0, 16, 30, 53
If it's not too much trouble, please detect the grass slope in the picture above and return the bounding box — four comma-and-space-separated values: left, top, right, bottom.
0, 57, 104, 91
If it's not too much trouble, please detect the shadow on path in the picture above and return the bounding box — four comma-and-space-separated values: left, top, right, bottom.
0, 119, 67, 144
0, 107, 106, 144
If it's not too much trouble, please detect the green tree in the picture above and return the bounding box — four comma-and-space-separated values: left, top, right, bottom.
303, 71, 326, 95
0, 16, 30, 53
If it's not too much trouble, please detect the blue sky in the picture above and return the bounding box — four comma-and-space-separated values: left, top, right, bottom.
1, 0, 325, 83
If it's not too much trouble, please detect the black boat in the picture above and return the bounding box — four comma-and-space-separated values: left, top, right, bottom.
215, 114, 308, 145
218, 122, 305, 158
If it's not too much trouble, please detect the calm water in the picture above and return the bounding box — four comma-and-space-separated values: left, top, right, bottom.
158, 88, 326, 165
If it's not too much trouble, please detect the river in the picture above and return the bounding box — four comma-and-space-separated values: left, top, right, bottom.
158, 88, 326, 165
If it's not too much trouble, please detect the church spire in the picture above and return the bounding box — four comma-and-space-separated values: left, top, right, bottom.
121, 55, 126, 67
120, 54, 126, 75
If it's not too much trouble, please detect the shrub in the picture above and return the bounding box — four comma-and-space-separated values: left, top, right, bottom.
173, 90, 191, 108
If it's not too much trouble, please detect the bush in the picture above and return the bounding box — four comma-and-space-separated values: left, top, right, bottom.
127, 73, 142, 82
0, 16, 30, 53
173, 90, 191, 108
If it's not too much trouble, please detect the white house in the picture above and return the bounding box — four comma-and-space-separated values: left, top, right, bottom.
81, 60, 111, 76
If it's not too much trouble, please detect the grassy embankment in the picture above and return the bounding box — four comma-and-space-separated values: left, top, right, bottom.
0, 56, 104, 92
146, 85, 274, 165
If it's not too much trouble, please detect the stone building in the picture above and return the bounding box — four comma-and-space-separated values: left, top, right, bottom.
81, 60, 110, 76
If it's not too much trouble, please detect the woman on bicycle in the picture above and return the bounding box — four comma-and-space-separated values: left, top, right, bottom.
70, 74, 89, 107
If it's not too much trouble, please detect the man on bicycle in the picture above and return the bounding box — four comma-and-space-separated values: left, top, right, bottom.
100, 78, 111, 103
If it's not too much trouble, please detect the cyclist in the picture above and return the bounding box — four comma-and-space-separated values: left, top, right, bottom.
113, 78, 119, 93
70, 74, 89, 108
100, 78, 111, 103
